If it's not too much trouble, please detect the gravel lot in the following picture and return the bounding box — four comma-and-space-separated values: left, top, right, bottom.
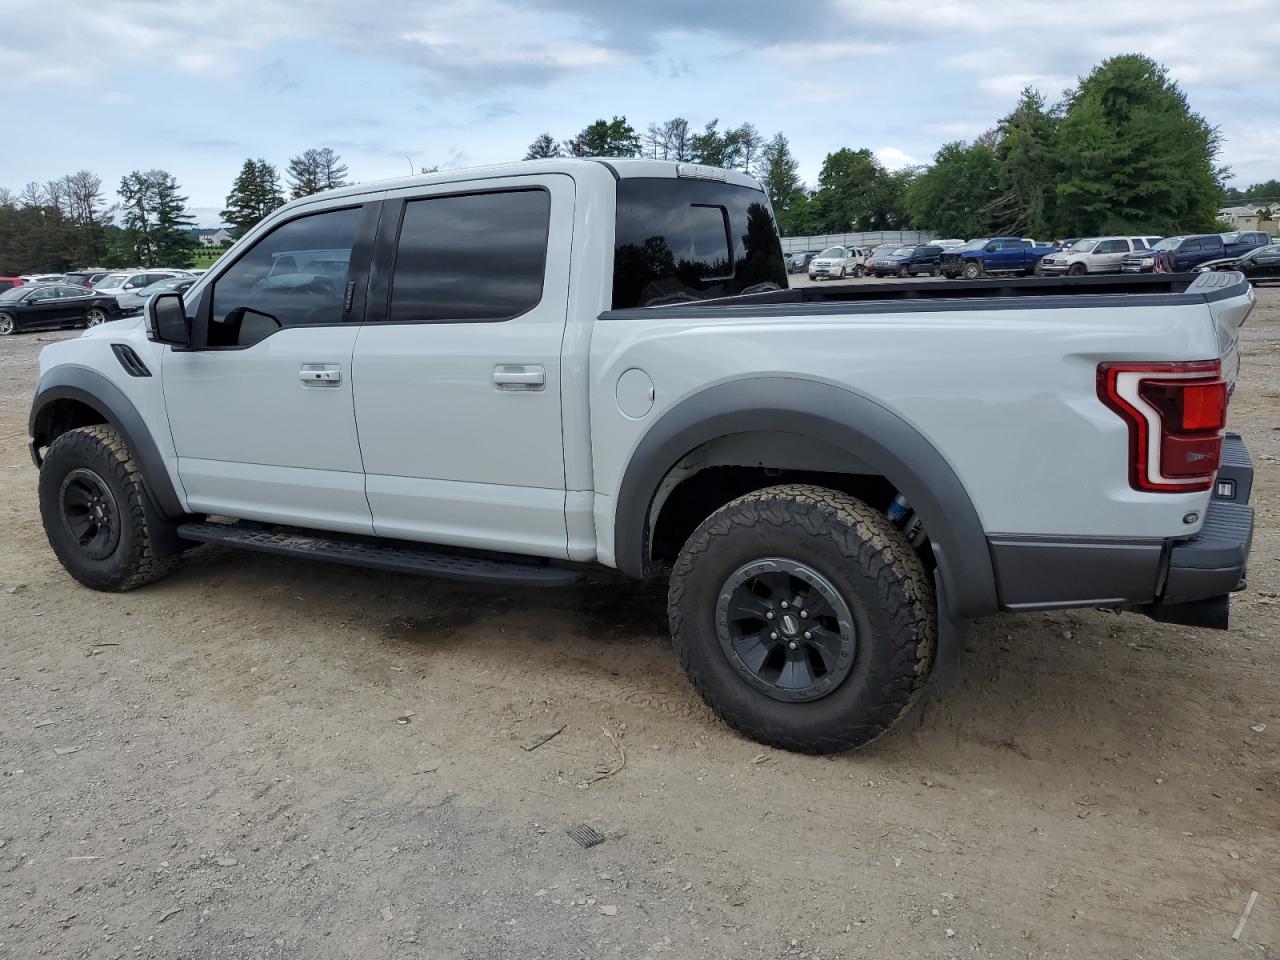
1, 282, 1277, 959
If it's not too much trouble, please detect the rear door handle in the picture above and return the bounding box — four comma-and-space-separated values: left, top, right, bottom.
300, 364, 341, 386
493, 364, 545, 392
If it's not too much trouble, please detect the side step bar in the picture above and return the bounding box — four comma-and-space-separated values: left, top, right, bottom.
176, 521, 583, 587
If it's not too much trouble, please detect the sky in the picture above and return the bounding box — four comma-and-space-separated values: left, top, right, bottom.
1, 0, 1277, 227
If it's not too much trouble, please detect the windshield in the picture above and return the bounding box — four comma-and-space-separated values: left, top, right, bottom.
0, 287, 27, 302
1069, 239, 1098, 252
955, 239, 987, 251
96, 275, 126, 289
1151, 237, 1184, 251
817, 247, 844, 258
140, 278, 183, 295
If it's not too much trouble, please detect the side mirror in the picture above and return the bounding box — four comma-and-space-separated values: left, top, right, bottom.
147, 293, 190, 347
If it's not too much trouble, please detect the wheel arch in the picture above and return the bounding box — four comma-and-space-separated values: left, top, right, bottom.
612, 377, 999, 620
29, 364, 185, 520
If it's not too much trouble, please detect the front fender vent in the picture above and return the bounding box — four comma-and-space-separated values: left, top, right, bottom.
111, 343, 151, 378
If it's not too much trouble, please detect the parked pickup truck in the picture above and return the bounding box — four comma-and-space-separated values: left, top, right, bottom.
1221, 231, 1272, 259
940, 237, 1056, 278
29, 159, 1256, 754
1122, 234, 1226, 273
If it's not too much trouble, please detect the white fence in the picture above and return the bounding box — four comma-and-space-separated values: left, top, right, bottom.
781, 231, 938, 253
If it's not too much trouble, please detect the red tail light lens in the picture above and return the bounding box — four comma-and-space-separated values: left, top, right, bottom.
1097, 360, 1227, 492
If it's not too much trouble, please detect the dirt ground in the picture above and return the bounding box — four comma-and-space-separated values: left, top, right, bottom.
1, 284, 1277, 960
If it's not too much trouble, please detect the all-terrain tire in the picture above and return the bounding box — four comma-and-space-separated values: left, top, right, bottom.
39, 425, 181, 591
667, 484, 936, 753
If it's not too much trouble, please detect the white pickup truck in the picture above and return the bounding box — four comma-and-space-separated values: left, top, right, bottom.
29, 159, 1256, 754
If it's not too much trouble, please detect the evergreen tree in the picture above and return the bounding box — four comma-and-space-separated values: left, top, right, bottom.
991, 87, 1059, 238
524, 134, 560, 160
1055, 54, 1221, 235
689, 120, 742, 169
758, 133, 804, 231
562, 117, 641, 158
222, 158, 286, 237
117, 170, 196, 267
286, 147, 350, 198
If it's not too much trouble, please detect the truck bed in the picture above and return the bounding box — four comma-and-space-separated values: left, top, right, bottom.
609, 271, 1248, 318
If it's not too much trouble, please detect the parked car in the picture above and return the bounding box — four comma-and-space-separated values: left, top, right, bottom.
0, 277, 24, 293
870, 244, 944, 278
93, 270, 188, 305
1038, 236, 1159, 276
939, 237, 1056, 278
63, 270, 113, 288
0, 283, 119, 335
28, 158, 1255, 756
808, 246, 865, 280
1121, 235, 1226, 273
784, 252, 807, 274
1195, 243, 1280, 284
115, 276, 197, 316
1220, 231, 1271, 258
20, 274, 65, 285
863, 245, 901, 274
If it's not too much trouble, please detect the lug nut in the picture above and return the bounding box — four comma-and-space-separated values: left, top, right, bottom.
799, 610, 808, 619
770, 632, 779, 641
803, 631, 813, 641
765, 611, 774, 620
787, 641, 798, 650
780, 601, 790, 609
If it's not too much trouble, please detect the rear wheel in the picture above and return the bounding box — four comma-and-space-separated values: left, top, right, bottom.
853, 264, 864, 278
39, 425, 181, 591
0, 312, 14, 336
85, 307, 109, 327
668, 484, 936, 753
929, 266, 940, 277
961, 260, 982, 280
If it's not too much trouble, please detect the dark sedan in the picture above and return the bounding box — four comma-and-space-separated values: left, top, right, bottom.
1196, 243, 1280, 284
0, 283, 120, 336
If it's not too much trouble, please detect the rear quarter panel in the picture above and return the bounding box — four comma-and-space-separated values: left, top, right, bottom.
589, 300, 1227, 566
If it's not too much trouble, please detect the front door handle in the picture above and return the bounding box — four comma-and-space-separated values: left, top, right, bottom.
493, 364, 545, 392
300, 364, 341, 386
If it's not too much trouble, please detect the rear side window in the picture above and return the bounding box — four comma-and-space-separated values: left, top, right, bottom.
612, 178, 786, 309
390, 189, 550, 323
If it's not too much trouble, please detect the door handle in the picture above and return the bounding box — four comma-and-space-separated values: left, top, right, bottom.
493, 364, 545, 392
300, 364, 341, 386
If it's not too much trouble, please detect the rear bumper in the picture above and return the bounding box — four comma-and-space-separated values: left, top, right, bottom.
988, 433, 1254, 628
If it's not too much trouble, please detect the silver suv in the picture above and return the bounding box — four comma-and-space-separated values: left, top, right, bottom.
1039, 236, 1161, 276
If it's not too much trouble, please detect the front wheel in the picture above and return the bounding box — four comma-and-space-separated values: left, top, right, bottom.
897, 265, 910, 279
39, 425, 181, 591
668, 484, 936, 753
961, 261, 982, 280
1068, 263, 1087, 277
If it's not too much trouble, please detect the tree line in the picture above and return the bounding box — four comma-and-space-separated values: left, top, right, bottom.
0, 147, 351, 275
0, 53, 1265, 274
526, 54, 1237, 241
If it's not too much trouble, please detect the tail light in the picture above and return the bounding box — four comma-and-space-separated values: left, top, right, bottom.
1097, 360, 1228, 492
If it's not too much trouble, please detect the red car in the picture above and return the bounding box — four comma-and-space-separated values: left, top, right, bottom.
0, 277, 24, 294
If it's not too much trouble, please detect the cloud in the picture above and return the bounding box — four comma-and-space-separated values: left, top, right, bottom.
874, 147, 918, 170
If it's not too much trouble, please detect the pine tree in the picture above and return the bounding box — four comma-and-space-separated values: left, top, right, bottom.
562, 117, 641, 158
287, 147, 350, 198
222, 158, 286, 237
524, 134, 560, 160
758, 134, 803, 214
117, 170, 195, 267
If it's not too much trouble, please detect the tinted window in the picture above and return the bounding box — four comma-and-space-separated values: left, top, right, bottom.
210, 206, 359, 345
613, 178, 786, 309
389, 190, 549, 324
0, 281, 13, 293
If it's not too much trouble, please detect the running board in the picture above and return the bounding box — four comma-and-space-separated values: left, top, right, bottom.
175, 521, 583, 587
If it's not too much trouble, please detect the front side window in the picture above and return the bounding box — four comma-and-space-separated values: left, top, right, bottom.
389, 189, 550, 324
210, 206, 360, 345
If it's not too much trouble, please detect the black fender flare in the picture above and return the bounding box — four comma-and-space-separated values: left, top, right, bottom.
29, 364, 186, 521
612, 377, 999, 620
